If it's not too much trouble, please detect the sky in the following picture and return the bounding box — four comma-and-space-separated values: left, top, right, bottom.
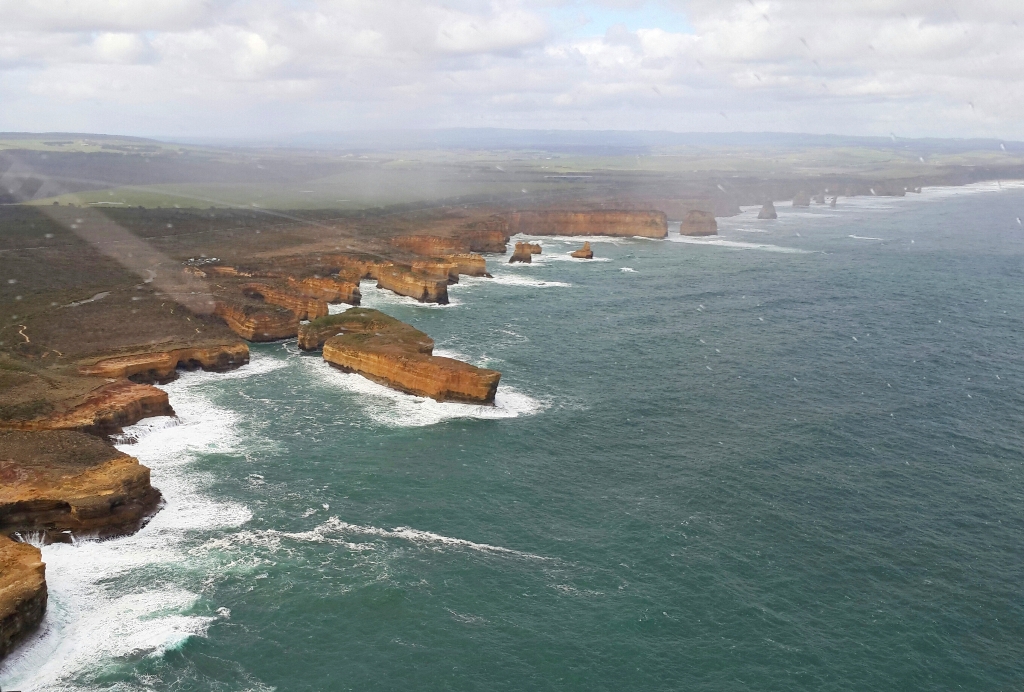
0, 0, 1022, 140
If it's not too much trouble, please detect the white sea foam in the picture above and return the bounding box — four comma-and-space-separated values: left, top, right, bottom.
301, 355, 545, 427
668, 236, 811, 254
620, 267, 637, 273
283, 517, 550, 560
328, 302, 356, 315
0, 363, 256, 690
848, 235, 884, 241
480, 274, 573, 288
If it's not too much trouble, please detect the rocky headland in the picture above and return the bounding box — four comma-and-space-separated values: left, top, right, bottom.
679, 210, 718, 236
0, 535, 46, 660
306, 309, 501, 404
507, 211, 668, 238
0, 430, 161, 542
78, 343, 249, 384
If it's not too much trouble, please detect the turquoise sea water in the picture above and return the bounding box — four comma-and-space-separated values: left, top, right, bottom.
3, 183, 1024, 690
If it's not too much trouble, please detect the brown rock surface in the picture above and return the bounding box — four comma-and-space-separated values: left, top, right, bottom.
758, 202, 778, 219
242, 283, 328, 321
214, 300, 298, 341
376, 266, 449, 304
299, 308, 433, 352
411, 259, 460, 284
78, 343, 249, 383
679, 210, 718, 236
509, 242, 533, 264
507, 211, 668, 238
286, 276, 361, 305
320, 309, 500, 403
0, 430, 161, 541
5, 381, 173, 436
463, 230, 509, 253
571, 242, 594, 259
793, 191, 811, 207
0, 535, 46, 661
449, 253, 488, 277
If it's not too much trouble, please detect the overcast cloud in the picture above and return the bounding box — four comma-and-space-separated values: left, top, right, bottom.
0, 0, 1021, 139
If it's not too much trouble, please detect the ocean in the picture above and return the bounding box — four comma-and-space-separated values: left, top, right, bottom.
3, 182, 1024, 690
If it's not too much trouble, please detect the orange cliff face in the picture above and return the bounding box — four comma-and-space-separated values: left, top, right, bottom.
571, 242, 594, 259
0, 430, 161, 542
286, 276, 361, 305
509, 242, 533, 263
0, 535, 46, 661
4, 380, 174, 436
78, 343, 250, 383
317, 309, 500, 404
242, 283, 329, 321
376, 266, 449, 304
411, 259, 460, 284
507, 210, 668, 238
214, 300, 299, 342
463, 230, 509, 253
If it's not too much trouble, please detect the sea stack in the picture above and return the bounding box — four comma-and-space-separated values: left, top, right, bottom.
509, 242, 533, 263
813, 193, 826, 204
318, 309, 501, 404
758, 202, 778, 219
571, 242, 594, 259
830, 196, 838, 208
678, 210, 718, 236
793, 191, 811, 207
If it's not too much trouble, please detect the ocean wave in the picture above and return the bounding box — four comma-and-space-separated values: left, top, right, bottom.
848, 235, 884, 241
284, 517, 550, 561
0, 373, 253, 690
668, 236, 811, 254
358, 280, 461, 309
481, 274, 573, 288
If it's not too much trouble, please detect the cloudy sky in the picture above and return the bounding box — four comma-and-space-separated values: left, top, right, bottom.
1, 0, 1021, 140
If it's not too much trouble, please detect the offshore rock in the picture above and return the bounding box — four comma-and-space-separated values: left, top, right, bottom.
4, 381, 173, 436
299, 308, 433, 352
507, 211, 668, 238
78, 343, 249, 383
793, 191, 811, 207
0, 430, 161, 542
571, 242, 594, 259
286, 276, 361, 305
376, 266, 449, 304
509, 242, 533, 263
813, 193, 826, 204
321, 309, 500, 403
830, 196, 838, 208
214, 300, 298, 342
449, 253, 488, 277
758, 202, 778, 219
525, 243, 542, 254
242, 283, 328, 321
0, 535, 46, 661
679, 210, 718, 236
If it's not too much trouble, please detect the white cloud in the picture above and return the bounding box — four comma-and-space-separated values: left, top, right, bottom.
0, 0, 1022, 138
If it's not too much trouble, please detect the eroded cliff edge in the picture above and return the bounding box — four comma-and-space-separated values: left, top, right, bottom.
507, 211, 668, 238
0, 535, 46, 660
300, 309, 501, 404
0, 430, 162, 543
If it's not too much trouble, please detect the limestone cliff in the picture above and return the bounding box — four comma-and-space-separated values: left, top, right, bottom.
411, 259, 460, 284
464, 230, 509, 253
78, 343, 249, 383
286, 276, 361, 305
571, 242, 594, 259
758, 202, 778, 220
5, 381, 174, 436
679, 210, 718, 236
376, 266, 449, 304
242, 283, 328, 321
0, 536, 46, 661
509, 242, 533, 264
320, 309, 500, 403
0, 430, 161, 541
298, 308, 434, 352
507, 211, 668, 238
449, 253, 488, 277
214, 300, 298, 341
